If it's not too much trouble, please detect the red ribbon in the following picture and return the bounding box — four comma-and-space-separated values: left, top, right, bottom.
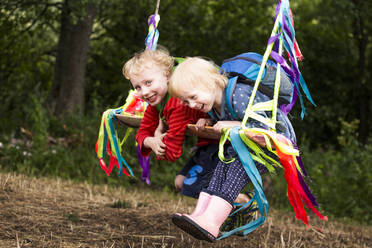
273, 136, 327, 225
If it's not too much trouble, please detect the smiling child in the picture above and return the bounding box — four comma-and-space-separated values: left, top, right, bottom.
169, 57, 296, 242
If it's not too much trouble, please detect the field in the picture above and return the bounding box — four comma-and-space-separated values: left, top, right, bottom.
0, 172, 370, 248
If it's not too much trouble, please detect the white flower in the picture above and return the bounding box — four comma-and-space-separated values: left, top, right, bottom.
22, 151, 32, 157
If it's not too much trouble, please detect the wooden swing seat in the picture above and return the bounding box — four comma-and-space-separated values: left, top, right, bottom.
115, 114, 268, 147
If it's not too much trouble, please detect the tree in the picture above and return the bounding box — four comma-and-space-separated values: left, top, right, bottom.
0, 0, 60, 132
49, 0, 97, 116
291, 0, 372, 146
350, 0, 372, 144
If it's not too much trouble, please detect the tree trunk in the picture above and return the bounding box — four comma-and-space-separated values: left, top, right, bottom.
352, 0, 370, 144
49, 0, 97, 116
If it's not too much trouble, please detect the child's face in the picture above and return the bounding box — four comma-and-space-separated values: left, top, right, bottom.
178, 87, 216, 113
130, 63, 168, 106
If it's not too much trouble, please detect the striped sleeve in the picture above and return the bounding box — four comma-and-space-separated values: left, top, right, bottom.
136, 105, 159, 157
160, 98, 196, 161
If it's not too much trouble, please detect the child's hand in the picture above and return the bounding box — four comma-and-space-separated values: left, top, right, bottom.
213, 121, 241, 133
144, 133, 166, 157
154, 119, 165, 137
174, 174, 186, 191
195, 118, 213, 131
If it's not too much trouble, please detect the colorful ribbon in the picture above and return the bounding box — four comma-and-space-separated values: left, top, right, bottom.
145, 14, 160, 50
218, 0, 326, 238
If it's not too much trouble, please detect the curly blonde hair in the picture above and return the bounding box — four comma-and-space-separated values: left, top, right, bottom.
169, 57, 228, 98
123, 47, 174, 80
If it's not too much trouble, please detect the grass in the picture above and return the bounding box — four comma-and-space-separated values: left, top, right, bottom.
0, 171, 371, 247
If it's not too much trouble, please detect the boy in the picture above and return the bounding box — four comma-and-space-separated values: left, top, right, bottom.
122, 48, 218, 198
122, 48, 251, 205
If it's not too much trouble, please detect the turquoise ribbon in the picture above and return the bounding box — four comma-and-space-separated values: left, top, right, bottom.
107, 109, 134, 176
218, 127, 269, 239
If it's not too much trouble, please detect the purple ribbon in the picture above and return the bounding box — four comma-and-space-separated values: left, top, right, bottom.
282, 12, 294, 43
145, 15, 156, 50
297, 168, 319, 207
136, 144, 151, 184
280, 89, 297, 114
291, 142, 318, 207
268, 48, 298, 115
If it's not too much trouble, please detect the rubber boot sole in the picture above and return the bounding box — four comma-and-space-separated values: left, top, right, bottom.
171, 214, 216, 242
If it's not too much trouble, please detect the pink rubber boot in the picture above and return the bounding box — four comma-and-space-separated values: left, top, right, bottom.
173, 192, 211, 217
184, 195, 232, 241
189, 192, 212, 216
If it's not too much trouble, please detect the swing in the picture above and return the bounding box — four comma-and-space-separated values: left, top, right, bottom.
94, 0, 162, 182
97, 0, 327, 239
215, 0, 327, 239
115, 116, 266, 144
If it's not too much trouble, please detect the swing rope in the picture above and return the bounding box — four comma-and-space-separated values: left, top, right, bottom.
95, 1, 161, 179
218, 0, 326, 239
145, 0, 161, 50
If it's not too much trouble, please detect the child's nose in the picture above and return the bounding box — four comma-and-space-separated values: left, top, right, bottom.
142, 87, 150, 96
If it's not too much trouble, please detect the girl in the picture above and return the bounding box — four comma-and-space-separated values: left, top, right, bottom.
169, 57, 296, 242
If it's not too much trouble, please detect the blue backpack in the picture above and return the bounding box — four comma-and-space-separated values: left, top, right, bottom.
221, 52, 294, 112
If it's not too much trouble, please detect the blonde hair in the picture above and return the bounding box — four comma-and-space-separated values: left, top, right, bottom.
123, 47, 174, 79
169, 57, 228, 98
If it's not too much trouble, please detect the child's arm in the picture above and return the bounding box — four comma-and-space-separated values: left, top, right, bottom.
136, 105, 161, 156
213, 120, 268, 147
146, 119, 167, 158
212, 120, 241, 133
174, 174, 186, 191
143, 133, 166, 157
194, 118, 214, 130
159, 98, 197, 162
154, 119, 165, 137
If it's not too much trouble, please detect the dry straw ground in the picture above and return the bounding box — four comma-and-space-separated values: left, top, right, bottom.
0, 172, 371, 248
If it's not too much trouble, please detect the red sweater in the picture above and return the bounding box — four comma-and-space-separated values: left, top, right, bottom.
136, 97, 213, 162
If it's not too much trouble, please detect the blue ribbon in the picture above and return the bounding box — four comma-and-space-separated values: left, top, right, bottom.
107, 109, 134, 176
218, 127, 269, 239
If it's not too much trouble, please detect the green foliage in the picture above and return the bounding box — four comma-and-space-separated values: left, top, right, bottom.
291, 0, 372, 146
0, 1, 56, 133
0, 0, 371, 226
0, 108, 190, 190
269, 119, 372, 224
64, 212, 80, 223
110, 200, 132, 209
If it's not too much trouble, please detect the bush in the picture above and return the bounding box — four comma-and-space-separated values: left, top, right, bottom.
0, 97, 191, 191
1, 107, 370, 224
269, 119, 372, 224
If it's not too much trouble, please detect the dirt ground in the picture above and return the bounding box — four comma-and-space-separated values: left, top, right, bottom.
0, 172, 371, 248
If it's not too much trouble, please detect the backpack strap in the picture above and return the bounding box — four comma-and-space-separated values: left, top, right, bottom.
225, 76, 239, 119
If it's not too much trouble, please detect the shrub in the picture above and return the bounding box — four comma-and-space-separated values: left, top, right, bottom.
269, 119, 372, 224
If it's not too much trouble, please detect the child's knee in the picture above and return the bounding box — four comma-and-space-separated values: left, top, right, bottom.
174, 174, 185, 190
235, 193, 250, 204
